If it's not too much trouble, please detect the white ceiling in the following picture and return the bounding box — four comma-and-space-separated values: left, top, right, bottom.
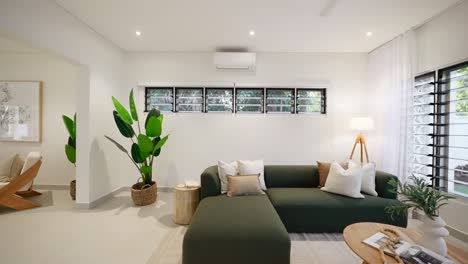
56, 0, 461, 53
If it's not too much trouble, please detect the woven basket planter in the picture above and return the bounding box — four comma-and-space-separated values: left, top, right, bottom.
70, 180, 76, 200
131, 181, 157, 206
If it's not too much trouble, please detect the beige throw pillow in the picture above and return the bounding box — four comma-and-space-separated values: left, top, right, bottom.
227, 174, 264, 197
9, 154, 25, 180
317, 161, 348, 187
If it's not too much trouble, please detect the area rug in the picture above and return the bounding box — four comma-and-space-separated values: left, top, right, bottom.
147, 226, 361, 264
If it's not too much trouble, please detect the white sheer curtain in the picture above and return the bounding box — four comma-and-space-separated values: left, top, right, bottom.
368, 31, 417, 182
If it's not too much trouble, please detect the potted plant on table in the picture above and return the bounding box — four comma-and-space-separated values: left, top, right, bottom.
386, 175, 455, 256
62, 113, 76, 200
106, 89, 169, 206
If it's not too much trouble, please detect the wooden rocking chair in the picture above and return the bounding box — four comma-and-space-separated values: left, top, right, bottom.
0, 160, 42, 210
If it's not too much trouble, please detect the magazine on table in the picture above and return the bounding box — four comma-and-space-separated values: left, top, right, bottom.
363, 232, 454, 264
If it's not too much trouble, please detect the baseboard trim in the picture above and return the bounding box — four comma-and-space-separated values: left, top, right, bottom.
412, 210, 468, 243
74, 186, 174, 209
116, 186, 174, 192
35, 184, 69, 190
75, 186, 126, 209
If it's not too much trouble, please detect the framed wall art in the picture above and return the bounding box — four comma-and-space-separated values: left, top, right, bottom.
0, 81, 42, 142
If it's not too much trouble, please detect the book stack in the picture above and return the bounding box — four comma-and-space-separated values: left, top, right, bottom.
363, 232, 454, 264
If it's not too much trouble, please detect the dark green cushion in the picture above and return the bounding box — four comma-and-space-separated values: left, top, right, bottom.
183, 195, 290, 264
265, 165, 319, 188
267, 188, 407, 233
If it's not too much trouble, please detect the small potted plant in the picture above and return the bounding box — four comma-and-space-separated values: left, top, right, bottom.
62, 113, 76, 200
386, 175, 455, 256
106, 89, 169, 206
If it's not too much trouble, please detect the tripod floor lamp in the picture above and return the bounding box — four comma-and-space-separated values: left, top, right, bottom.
349, 117, 374, 163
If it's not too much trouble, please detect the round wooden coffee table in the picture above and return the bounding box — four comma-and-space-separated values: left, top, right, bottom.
343, 222, 467, 264
344, 222, 416, 264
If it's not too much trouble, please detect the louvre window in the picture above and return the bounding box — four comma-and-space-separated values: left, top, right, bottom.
145, 87, 327, 115
412, 61, 468, 197
175, 88, 203, 113
145, 87, 174, 112
205, 88, 234, 113
236, 88, 264, 113
266, 89, 295, 113
296, 89, 326, 114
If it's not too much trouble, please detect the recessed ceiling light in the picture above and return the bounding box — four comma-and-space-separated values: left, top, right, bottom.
135, 31, 142, 36
366, 31, 373, 37
249, 31, 255, 36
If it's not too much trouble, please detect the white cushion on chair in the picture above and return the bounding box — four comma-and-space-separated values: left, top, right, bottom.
0, 181, 8, 189
19, 152, 42, 191
0, 155, 15, 182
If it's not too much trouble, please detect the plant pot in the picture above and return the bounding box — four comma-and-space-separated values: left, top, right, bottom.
419, 214, 449, 256
70, 180, 76, 200
131, 181, 157, 206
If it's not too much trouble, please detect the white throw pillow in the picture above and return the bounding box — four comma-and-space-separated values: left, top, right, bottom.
218, 160, 239, 193
348, 160, 378, 196
237, 160, 266, 190
321, 161, 364, 198
0, 155, 15, 176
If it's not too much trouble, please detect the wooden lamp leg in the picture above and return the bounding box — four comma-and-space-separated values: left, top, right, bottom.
349, 133, 370, 163
349, 135, 360, 160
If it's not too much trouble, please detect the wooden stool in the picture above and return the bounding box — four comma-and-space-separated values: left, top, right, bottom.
173, 185, 200, 225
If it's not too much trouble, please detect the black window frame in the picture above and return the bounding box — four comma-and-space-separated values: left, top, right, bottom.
412, 60, 468, 196
235, 87, 265, 114
295, 88, 327, 114
174, 87, 204, 113
265, 88, 295, 114
204, 87, 234, 113
144, 87, 174, 113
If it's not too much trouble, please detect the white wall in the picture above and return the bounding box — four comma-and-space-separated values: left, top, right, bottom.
413, 1, 468, 235
0, 34, 77, 185
416, 1, 468, 73
0, 0, 125, 205
124, 52, 369, 187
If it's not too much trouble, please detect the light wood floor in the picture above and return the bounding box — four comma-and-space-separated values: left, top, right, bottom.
0, 189, 466, 264
0, 189, 177, 264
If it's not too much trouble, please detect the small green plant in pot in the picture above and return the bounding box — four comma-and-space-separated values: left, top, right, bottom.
63, 113, 76, 200
386, 175, 455, 256
106, 89, 169, 206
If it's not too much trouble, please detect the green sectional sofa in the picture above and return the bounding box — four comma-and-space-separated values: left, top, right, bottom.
183, 165, 407, 264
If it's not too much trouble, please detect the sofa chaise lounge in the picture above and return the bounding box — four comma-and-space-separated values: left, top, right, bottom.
183, 165, 407, 264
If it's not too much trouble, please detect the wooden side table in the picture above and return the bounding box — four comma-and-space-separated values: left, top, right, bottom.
173, 185, 200, 225
343, 222, 468, 264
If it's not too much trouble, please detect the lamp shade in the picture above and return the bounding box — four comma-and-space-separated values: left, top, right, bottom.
350, 117, 374, 131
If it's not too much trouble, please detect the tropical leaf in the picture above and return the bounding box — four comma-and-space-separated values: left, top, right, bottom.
152, 137, 162, 157
145, 108, 161, 128
153, 135, 169, 153
104, 135, 128, 153
65, 144, 76, 164
112, 96, 133, 125
129, 89, 138, 121
63, 115, 75, 139
140, 165, 152, 175
73, 113, 77, 139
146, 116, 162, 137
113, 111, 135, 138
137, 134, 153, 153
131, 143, 145, 163
68, 136, 76, 148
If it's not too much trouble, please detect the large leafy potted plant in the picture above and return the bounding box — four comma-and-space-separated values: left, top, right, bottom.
63, 113, 76, 200
106, 89, 169, 206
386, 176, 455, 256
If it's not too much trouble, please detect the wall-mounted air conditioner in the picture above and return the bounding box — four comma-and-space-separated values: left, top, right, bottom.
213, 52, 256, 71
